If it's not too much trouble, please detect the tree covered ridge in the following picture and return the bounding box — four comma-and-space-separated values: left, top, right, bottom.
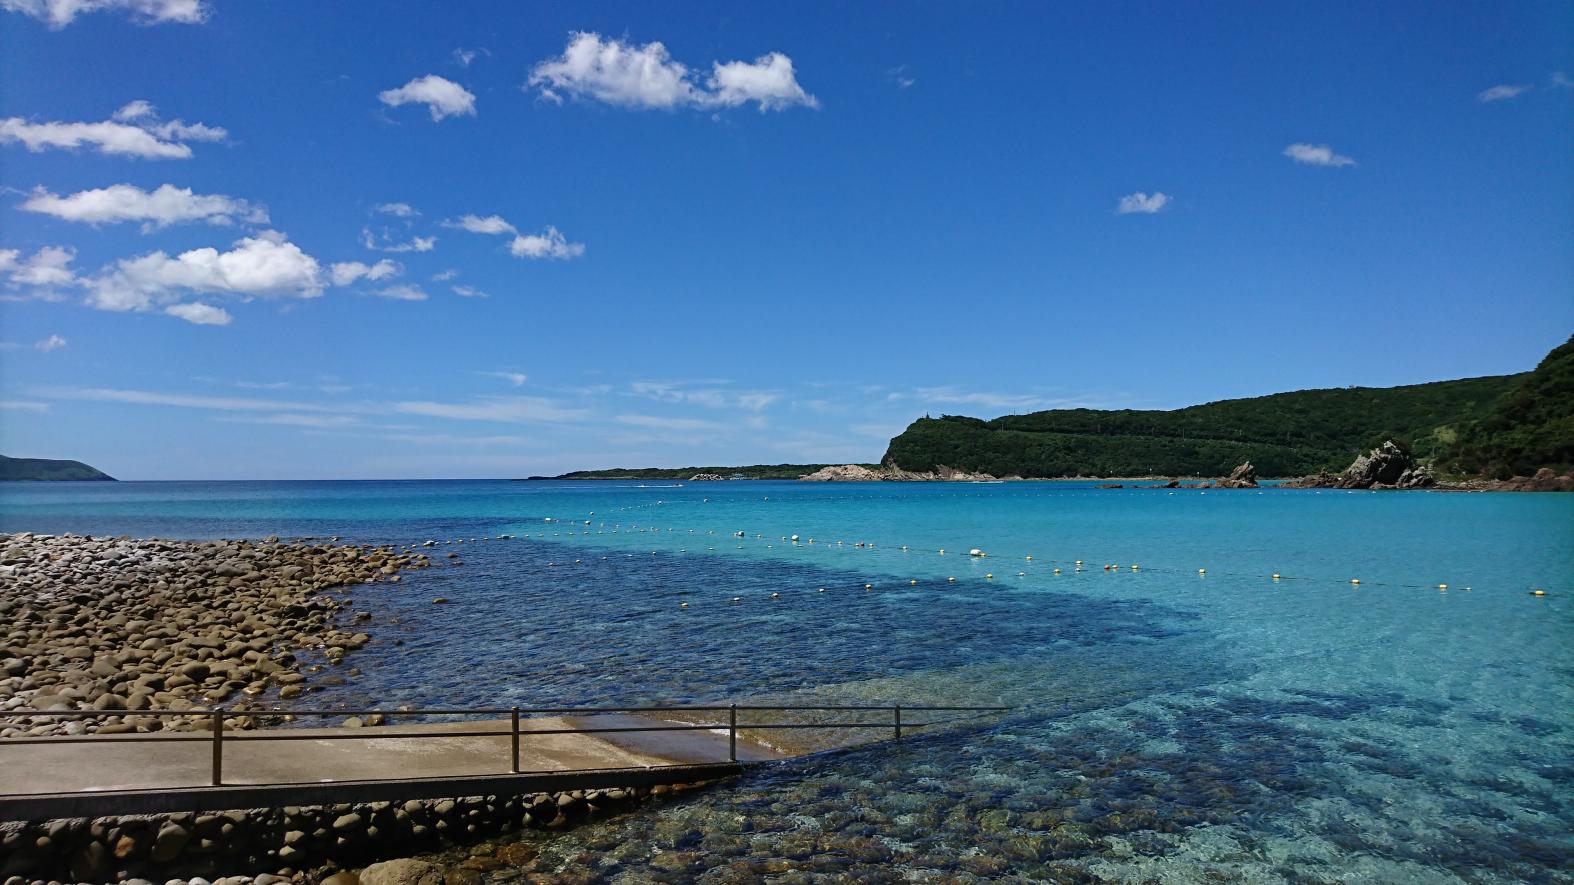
1437, 333, 1574, 478
880, 347, 1567, 479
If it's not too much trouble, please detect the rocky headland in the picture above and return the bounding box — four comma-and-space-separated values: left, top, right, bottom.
798, 462, 1001, 482
1283, 441, 1436, 490
0, 533, 429, 738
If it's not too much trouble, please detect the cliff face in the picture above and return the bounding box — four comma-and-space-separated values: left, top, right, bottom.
0, 456, 115, 481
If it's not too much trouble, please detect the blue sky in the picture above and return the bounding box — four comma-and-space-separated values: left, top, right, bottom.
1, 1, 1571, 479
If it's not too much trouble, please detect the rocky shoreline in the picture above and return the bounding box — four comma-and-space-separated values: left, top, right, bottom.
0, 783, 717, 884
0, 533, 429, 738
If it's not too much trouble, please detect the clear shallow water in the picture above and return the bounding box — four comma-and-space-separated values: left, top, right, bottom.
2, 480, 1571, 882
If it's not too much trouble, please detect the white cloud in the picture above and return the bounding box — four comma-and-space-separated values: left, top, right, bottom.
452, 285, 487, 298
1283, 143, 1356, 167
394, 396, 588, 423
34, 333, 67, 351
708, 53, 818, 111
443, 214, 516, 235
432, 268, 459, 281
5, 245, 79, 288
1477, 84, 1529, 103
361, 229, 436, 253
88, 230, 323, 313
374, 202, 418, 217
1116, 191, 1170, 215
378, 75, 476, 121
373, 284, 427, 301
510, 226, 584, 260
0, 400, 49, 412
480, 371, 527, 387
528, 32, 816, 112
21, 183, 266, 229
164, 302, 231, 325
329, 259, 401, 286
1, 0, 206, 28
1553, 72, 1574, 90
885, 65, 916, 90
453, 47, 488, 67
0, 101, 225, 159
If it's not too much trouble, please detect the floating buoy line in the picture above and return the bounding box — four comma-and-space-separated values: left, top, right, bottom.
394, 509, 1559, 606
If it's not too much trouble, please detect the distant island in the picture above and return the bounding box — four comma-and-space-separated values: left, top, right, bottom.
0, 455, 116, 481
531, 463, 877, 481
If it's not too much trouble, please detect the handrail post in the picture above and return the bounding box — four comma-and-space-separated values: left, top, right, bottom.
511, 708, 521, 773
211, 709, 224, 786
728, 703, 737, 762
894, 705, 902, 743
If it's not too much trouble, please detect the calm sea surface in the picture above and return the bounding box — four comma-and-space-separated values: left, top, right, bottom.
2, 480, 1571, 882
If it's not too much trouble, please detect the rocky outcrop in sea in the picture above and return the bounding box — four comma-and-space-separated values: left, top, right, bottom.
1212, 462, 1260, 489
1285, 441, 1435, 489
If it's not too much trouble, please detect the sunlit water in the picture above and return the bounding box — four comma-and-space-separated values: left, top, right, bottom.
3, 480, 1571, 882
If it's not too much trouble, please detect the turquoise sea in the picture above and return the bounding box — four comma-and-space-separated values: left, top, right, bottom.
2, 480, 1571, 882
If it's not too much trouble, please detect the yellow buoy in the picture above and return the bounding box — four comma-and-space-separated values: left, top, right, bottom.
1018, 571, 1026, 577
1075, 560, 1083, 566
1531, 589, 1546, 597
1053, 568, 1061, 575
947, 577, 956, 583
1198, 568, 1206, 575
1438, 583, 1448, 590
1131, 565, 1139, 571
1350, 578, 1361, 585
1026, 555, 1033, 561
939, 548, 946, 555
986, 573, 994, 579
864, 583, 873, 589
910, 579, 918, 585
901, 546, 908, 551
818, 587, 826, 593
679, 602, 689, 609
730, 597, 741, 604
1271, 573, 1281, 580
771, 592, 780, 599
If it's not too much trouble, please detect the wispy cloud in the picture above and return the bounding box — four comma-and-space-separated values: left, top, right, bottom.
0, 100, 225, 159
374, 202, 418, 217
617, 414, 725, 431
1283, 142, 1355, 167
1116, 191, 1170, 214
886, 386, 1095, 412
34, 334, 67, 352
628, 380, 777, 411
394, 397, 588, 423
219, 413, 358, 428
2, 0, 208, 28
479, 371, 527, 387
0, 400, 49, 412
1477, 83, 1529, 103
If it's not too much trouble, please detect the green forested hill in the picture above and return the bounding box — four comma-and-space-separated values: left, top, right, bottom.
881, 374, 1523, 478
0, 456, 115, 481
1438, 334, 1574, 478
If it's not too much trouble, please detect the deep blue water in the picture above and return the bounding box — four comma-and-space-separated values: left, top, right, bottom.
2, 480, 1571, 882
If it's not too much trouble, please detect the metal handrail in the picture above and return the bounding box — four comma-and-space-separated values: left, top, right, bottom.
1, 702, 1011, 788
